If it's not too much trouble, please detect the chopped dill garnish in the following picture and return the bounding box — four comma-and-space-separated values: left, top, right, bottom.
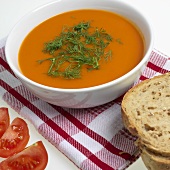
38, 21, 122, 79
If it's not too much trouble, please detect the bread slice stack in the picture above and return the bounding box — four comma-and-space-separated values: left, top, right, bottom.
121, 73, 170, 170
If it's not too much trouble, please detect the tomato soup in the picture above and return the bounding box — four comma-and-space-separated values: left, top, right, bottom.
18, 9, 144, 89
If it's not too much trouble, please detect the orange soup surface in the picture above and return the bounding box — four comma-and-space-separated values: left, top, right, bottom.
18, 9, 144, 89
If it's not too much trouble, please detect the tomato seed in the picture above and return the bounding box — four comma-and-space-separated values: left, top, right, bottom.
11, 125, 23, 132
0, 139, 6, 148
9, 160, 19, 167
32, 160, 40, 165
0, 138, 19, 150
29, 162, 35, 169
17, 133, 24, 140
10, 140, 17, 147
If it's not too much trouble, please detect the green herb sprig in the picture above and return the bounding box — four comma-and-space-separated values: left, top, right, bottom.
38, 21, 117, 79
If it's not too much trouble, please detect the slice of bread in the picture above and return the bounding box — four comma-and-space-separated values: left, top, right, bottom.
140, 147, 170, 170
121, 72, 170, 157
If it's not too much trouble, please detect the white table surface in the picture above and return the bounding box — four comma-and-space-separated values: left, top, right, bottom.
1, 0, 170, 169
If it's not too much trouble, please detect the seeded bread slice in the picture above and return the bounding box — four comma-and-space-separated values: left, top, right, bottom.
121, 72, 170, 156
140, 147, 170, 170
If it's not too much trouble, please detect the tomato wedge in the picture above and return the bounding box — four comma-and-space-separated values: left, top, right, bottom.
0, 117, 30, 158
0, 141, 48, 170
0, 107, 10, 138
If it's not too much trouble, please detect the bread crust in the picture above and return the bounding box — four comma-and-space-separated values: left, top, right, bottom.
121, 75, 154, 136
141, 147, 170, 170
139, 139, 170, 157
121, 107, 138, 136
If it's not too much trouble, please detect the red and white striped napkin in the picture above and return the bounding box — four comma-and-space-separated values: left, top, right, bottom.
0, 37, 170, 170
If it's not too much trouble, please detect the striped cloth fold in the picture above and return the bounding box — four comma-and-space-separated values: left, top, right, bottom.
0, 41, 170, 170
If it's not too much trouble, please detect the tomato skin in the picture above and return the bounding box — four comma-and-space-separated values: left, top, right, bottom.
0, 141, 48, 170
0, 117, 30, 158
0, 108, 10, 138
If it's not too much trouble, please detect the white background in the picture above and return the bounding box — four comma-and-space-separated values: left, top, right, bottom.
1, 0, 170, 169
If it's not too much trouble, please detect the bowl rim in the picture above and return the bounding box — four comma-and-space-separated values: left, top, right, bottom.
5, 0, 154, 93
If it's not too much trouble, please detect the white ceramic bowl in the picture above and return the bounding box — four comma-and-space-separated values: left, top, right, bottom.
5, 0, 154, 108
